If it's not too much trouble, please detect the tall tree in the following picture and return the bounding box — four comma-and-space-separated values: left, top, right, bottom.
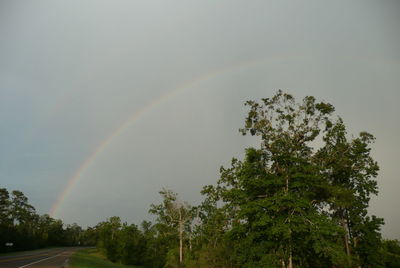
150, 189, 193, 268
10, 190, 35, 226
204, 91, 349, 267
0, 188, 12, 251
315, 118, 382, 266
0, 188, 11, 225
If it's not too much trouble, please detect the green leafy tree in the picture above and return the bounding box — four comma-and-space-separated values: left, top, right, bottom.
10, 190, 35, 225
140, 220, 169, 268
97, 216, 122, 262
80, 226, 98, 246
119, 223, 146, 265
194, 185, 237, 268
48, 219, 65, 246
0, 188, 12, 251
64, 223, 83, 246
0, 188, 11, 225
9, 190, 37, 250
203, 91, 350, 267
36, 214, 53, 246
315, 118, 383, 266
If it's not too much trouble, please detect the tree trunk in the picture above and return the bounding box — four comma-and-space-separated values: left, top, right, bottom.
288, 249, 293, 268
286, 175, 293, 268
341, 217, 351, 257
179, 211, 183, 268
341, 217, 352, 268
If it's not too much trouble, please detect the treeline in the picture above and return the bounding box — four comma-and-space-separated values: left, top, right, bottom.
0, 188, 90, 252
92, 91, 400, 267
2, 91, 400, 267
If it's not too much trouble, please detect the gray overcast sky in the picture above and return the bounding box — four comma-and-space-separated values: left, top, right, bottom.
0, 0, 399, 238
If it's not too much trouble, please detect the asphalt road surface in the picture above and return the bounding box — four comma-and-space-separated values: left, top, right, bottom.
0, 248, 82, 268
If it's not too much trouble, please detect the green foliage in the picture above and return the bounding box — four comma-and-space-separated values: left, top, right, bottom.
97, 216, 122, 262
119, 224, 146, 265
69, 248, 142, 268
355, 216, 384, 267
0, 188, 90, 252
95, 217, 168, 267
315, 116, 383, 267
381, 239, 400, 267
197, 90, 383, 267
139, 220, 169, 267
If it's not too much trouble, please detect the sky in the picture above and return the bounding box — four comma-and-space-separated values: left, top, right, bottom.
0, 0, 399, 239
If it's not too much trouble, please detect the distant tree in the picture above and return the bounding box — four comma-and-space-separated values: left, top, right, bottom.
36, 214, 53, 246
64, 223, 83, 246
0, 188, 12, 251
0, 188, 11, 225
150, 189, 193, 268
80, 226, 98, 246
9, 190, 37, 250
119, 223, 146, 265
139, 220, 169, 268
48, 219, 65, 246
10, 190, 35, 225
195, 185, 237, 267
97, 216, 122, 262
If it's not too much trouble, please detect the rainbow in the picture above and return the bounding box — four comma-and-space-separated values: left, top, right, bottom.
49, 58, 263, 218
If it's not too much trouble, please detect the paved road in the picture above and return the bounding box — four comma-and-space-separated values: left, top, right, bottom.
0, 248, 81, 268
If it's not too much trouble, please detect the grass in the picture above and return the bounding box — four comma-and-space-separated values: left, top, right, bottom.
69, 248, 142, 268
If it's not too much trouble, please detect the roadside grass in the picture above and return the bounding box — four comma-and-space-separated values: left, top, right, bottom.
69, 248, 142, 268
